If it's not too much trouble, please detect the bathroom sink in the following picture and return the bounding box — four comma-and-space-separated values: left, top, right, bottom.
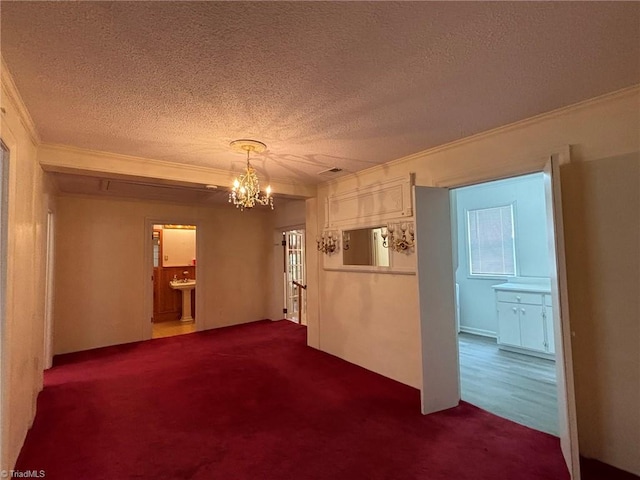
170, 279, 196, 290
169, 280, 196, 322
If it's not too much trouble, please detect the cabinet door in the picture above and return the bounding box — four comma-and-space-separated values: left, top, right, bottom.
519, 305, 546, 352
545, 305, 556, 354
497, 303, 521, 347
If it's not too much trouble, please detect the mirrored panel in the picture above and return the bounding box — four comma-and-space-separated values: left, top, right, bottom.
342, 227, 390, 267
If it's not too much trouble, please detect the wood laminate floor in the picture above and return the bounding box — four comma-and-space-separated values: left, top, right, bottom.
458, 332, 559, 435
152, 320, 196, 339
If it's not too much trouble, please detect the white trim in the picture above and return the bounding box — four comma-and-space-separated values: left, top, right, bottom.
0, 57, 40, 146
459, 326, 496, 338
38, 143, 317, 199
326, 175, 414, 228
498, 344, 555, 361
465, 203, 517, 278
544, 155, 581, 478
323, 265, 416, 275
43, 211, 55, 369
321, 86, 636, 188
0, 140, 9, 468
0, 111, 21, 470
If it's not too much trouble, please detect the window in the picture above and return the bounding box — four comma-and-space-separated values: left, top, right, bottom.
467, 205, 516, 276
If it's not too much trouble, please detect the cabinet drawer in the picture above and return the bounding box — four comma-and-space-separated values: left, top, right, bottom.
495, 291, 543, 305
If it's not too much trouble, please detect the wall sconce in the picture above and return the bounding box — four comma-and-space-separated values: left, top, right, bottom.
381, 222, 415, 253
342, 231, 350, 251
317, 230, 339, 255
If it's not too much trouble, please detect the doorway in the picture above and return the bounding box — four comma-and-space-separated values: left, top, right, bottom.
151, 223, 197, 339
43, 211, 55, 369
452, 173, 558, 435
0, 141, 8, 466
414, 154, 580, 478
284, 228, 306, 324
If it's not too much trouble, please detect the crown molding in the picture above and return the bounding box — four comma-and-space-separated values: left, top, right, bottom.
38, 143, 317, 198
322, 84, 640, 187
0, 56, 41, 146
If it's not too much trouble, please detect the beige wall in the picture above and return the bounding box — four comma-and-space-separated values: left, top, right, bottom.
0, 74, 53, 469
313, 87, 640, 474
562, 153, 640, 474
320, 270, 421, 387
54, 195, 272, 354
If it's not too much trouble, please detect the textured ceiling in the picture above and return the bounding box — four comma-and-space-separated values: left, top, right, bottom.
1, 2, 639, 185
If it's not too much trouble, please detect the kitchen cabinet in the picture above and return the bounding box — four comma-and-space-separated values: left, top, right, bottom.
493, 282, 555, 359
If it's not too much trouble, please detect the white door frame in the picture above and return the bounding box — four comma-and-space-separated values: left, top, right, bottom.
0, 140, 9, 468
284, 228, 306, 324
418, 147, 580, 479
143, 218, 203, 339
43, 210, 55, 369
543, 156, 580, 477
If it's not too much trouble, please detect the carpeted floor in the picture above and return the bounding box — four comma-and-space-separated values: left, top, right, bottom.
17, 320, 569, 479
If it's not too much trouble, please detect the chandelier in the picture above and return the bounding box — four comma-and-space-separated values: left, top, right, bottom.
229, 139, 274, 211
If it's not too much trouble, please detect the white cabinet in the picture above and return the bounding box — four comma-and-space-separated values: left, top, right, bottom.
544, 304, 555, 354
496, 303, 521, 346
493, 283, 555, 359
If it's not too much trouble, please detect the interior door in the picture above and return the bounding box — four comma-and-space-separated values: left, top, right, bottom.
285, 229, 305, 324
544, 157, 581, 479
414, 186, 460, 414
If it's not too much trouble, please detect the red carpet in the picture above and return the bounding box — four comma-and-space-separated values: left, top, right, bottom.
17, 320, 569, 479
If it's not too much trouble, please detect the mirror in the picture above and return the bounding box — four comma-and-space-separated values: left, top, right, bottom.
342, 227, 390, 267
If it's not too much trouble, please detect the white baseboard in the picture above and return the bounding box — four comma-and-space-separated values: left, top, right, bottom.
459, 326, 496, 338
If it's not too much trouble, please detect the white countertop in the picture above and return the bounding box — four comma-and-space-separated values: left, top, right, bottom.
492, 282, 551, 294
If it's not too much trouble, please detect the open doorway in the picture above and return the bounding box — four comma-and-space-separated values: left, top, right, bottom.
284, 228, 306, 324
0, 141, 8, 466
452, 173, 558, 435
415, 155, 580, 478
43, 210, 55, 369
151, 224, 197, 339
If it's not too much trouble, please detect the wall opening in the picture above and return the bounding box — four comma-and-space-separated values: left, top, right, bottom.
43, 211, 55, 369
150, 223, 198, 339
284, 229, 306, 325
0, 141, 8, 465
452, 173, 559, 435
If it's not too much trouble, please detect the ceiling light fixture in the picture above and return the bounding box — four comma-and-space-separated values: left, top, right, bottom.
228, 139, 274, 211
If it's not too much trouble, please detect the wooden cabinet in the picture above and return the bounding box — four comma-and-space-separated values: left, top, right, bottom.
493, 283, 555, 359
153, 265, 196, 323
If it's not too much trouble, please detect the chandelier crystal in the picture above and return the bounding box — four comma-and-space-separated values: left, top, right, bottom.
228, 139, 274, 211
